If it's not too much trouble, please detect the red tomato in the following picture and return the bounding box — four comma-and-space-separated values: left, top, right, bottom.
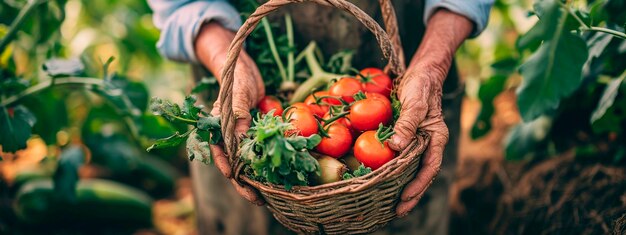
315, 123, 353, 158
329, 77, 362, 103
353, 131, 395, 170
365, 92, 391, 106
357, 68, 392, 97
349, 97, 392, 132
258, 96, 283, 116
304, 91, 331, 117
285, 104, 318, 137
287, 102, 311, 114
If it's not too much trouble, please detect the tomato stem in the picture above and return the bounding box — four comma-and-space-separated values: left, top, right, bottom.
317, 95, 350, 106
375, 124, 395, 146
351, 68, 372, 83
321, 111, 349, 128
353, 91, 367, 101
316, 120, 331, 138
281, 106, 296, 122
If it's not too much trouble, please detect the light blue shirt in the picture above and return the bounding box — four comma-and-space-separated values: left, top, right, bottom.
148, 0, 494, 63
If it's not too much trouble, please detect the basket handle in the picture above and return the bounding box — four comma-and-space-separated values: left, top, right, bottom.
218, 0, 405, 177
378, 0, 406, 74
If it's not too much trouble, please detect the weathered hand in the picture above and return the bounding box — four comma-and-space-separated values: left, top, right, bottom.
195, 22, 265, 205
389, 65, 449, 217
388, 8, 473, 217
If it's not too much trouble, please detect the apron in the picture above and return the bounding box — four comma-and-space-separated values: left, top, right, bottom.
191, 1, 462, 234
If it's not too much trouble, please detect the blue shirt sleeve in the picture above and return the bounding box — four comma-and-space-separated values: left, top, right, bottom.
147, 0, 242, 63
424, 0, 494, 37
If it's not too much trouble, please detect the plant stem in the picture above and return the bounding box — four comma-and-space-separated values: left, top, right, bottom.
289, 42, 346, 103
559, 1, 626, 40
581, 27, 626, 40
286, 13, 294, 82
0, 0, 48, 53
1, 77, 104, 107
261, 18, 288, 82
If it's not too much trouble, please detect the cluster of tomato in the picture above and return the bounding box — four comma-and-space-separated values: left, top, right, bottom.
258, 68, 396, 170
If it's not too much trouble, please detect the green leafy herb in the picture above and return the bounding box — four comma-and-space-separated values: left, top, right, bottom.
147, 96, 221, 156
342, 164, 372, 180
240, 112, 321, 190
147, 129, 193, 152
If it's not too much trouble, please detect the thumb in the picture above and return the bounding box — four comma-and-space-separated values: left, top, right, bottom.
388, 85, 430, 151
210, 100, 221, 116
389, 100, 427, 151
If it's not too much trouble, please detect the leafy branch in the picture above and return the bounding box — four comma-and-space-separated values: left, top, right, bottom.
557, 0, 626, 40
0, 0, 49, 53
148, 96, 221, 163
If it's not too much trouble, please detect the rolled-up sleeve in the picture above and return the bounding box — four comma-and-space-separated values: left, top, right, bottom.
148, 0, 242, 63
424, 0, 494, 37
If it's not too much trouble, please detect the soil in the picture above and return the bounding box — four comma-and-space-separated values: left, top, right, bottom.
451, 93, 626, 235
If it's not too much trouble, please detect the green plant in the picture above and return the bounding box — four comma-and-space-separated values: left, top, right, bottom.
472, 0, 626, 161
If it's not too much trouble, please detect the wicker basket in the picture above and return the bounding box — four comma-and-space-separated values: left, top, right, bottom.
215, 0, 430, 234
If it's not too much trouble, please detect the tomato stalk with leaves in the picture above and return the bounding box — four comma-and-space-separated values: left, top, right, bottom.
472, 0, 626, 161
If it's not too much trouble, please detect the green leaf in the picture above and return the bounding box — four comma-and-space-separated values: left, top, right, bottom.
517, 0, 589, 121
186, 131, 212, 164
325, 50, 354, 74
269, 140, 283, 167
342, 164, 372, 180
353, 164, 372, 177
591, 75, 625, 123
240, 113, 319, 188
471, 75, 508, 139
21, 90, 68, 144
0, 76, 29, 97
53, 145, 86, 202
182, 95, 203, 120
197, 116, 220, 131
147, 129, 193, 152
505, 116, 552, 160
0, 106, 36, 153
42, 58, 85, 77
490, 57, 519, 74
305, 134, 322, 149
517, 1, 560, 51
587, 33, 614, 62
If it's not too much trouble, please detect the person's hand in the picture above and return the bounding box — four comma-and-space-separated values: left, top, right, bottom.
194, 22, 265, 205
387, 9, 474, 216
388, 64, 449, 217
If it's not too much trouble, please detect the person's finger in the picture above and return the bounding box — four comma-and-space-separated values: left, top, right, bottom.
389, 77, 431, 151
210, 99, 221, 117
395, 193, 424, 217
210, 144, 232, 178
232, 106, 253, 138
400, 123, 448, 202
230, 179, 265, 206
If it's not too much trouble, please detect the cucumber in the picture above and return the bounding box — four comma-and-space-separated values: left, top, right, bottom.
13, 179, 153, 227
12, 167, 50, 189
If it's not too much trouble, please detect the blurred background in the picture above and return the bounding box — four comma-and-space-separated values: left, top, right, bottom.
1, 0, 625, 234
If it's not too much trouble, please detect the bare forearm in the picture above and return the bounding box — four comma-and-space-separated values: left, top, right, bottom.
408, 9, 474, 83
194, 22, 237, 82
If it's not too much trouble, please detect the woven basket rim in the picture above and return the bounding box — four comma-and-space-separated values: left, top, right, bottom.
241, 131, 430, 201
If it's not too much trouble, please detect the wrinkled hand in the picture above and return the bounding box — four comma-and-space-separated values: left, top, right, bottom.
388, 65, 449, 217
195, 22, 265, 205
